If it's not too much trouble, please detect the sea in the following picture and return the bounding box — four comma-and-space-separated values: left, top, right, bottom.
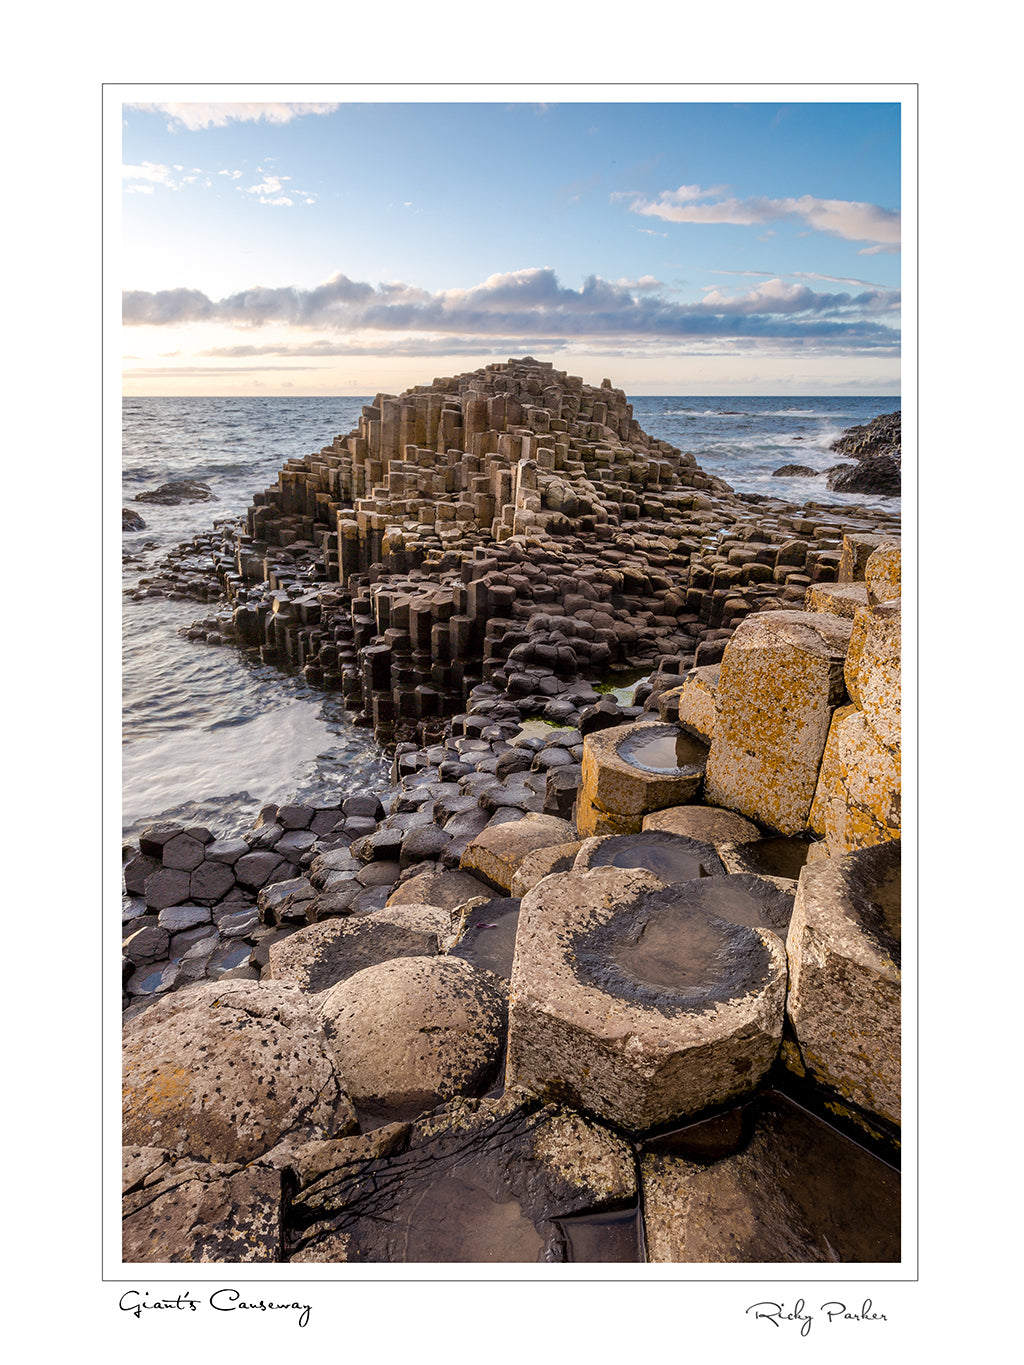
121, 394, 900, 838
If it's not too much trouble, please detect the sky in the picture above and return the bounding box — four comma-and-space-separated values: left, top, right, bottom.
119, 94, 904, 396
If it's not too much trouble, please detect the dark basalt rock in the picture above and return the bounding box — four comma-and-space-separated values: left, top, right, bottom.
827, 455, 901, 496
136, 479, 216, 505
771, 464, 817, 477
123, 507, 147, 531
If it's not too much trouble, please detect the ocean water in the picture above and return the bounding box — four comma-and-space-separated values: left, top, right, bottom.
121, 393, 900, 835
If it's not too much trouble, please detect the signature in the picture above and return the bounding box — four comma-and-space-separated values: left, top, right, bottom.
746, 1299, 887, 1336
119, 1289, 311, 1328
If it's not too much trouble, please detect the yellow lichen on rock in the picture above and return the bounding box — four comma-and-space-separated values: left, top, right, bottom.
824, 710, 901, 854
704, 611, 853, 836
676, 664, 720, 742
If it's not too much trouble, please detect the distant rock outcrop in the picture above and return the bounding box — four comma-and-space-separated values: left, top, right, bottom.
826, 412, 901, 496
136, 480, 216, 505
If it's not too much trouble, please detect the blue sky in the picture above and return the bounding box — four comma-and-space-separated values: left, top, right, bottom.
120, 97, 902, 395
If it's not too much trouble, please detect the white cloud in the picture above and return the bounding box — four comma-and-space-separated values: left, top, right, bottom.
618, 183, 901, 248
126, 102, 341, 131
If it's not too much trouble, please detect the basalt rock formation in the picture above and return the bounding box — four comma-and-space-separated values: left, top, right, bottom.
123, 359, 903, 1265
131, 359, 901, 751
826, 411, 901, 496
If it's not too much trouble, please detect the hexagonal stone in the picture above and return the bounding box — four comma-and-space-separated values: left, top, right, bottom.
143, 867, 192, 911
387, 865, 494, 911
157, 903, 212, 933
235, 850, 287, 890
123, 922, 170, 965
786, 840, 900, 1130
461, 813, 577, 893
257, 877, 317, 924
277, 804, 314, 830
122, 979, 357, 1163
124, 851, 160, 895
508, 842, 582, 898
320, 956, 507, 1123
865, 542, 901, 605
189, 859, 236, 903
275, 828, 317, 859
844, 599, 900, 748
822, 710, 901, 855
266, 903, 450, 994
808, 702, 858, 837
642, 804, 762, 847
805, 580, 869, 621
204, 837, 250, 865
577, 722, 709, 839
160, 834, 206, 871
704, 610, 853, 836
506, 866, 787, 1134
675, 665, 720, 743
138, 822, 185, 859
573, 830, 726, 884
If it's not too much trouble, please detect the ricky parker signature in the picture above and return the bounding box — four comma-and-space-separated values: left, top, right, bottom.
746, 1299, 886, 1336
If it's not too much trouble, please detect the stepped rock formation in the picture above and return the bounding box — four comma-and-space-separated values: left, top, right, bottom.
136, 358, 900, 750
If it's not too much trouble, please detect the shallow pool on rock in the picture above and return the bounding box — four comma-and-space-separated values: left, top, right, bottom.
617, 725, 709, 773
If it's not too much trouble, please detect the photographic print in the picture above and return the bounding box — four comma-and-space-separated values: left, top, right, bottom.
114, 87, 908, 1282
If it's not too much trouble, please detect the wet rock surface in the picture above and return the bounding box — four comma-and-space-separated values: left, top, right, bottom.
641, 1089, 899, 1262
285, 1089, 638, 1263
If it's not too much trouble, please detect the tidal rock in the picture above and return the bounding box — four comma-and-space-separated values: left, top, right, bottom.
827, 455, 900, 496
135, 479, 216, 505
122, 507, 147, 531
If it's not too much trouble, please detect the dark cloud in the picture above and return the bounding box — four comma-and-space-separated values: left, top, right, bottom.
124, 266, 900, 351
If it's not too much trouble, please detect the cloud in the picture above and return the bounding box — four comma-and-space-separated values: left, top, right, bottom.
124, 266, 900, 353
126, 102, 340, 131
617, 183, 900, 248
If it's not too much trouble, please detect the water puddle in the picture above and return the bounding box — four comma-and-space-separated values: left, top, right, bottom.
617, 725, 709, 773
589, 831, 724, 884
450, 898, 521, 979
555, 1205, 644, 1262
400, 1170, 546, 1262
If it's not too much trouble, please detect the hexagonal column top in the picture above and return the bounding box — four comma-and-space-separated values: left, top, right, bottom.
506, 866, 788, 1133
578, 721, 710, 839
